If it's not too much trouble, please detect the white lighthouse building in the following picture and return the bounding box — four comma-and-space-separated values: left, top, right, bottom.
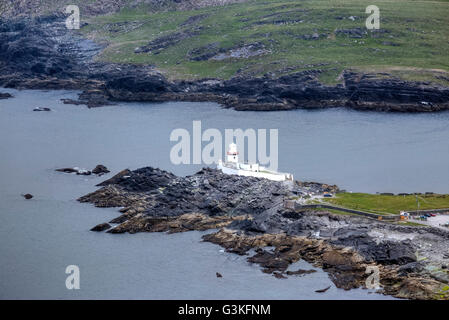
217, 143, 293, 182
227, 142, 239, 163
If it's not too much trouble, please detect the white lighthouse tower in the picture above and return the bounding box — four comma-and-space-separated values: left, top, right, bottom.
227, 142, 239, 163
217, 142, 293, 182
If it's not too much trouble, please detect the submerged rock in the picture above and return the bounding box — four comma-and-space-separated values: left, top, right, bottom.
0, 92, 13, 99
56, 167, 91, 175
315, 286, 331, 293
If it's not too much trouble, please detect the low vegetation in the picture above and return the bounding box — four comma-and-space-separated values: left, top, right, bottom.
78, 0, 449, 83
325, 192, 449, 215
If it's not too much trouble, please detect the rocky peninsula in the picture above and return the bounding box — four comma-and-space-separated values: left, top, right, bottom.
79, 166, 449, 300
1, 14, 449, 112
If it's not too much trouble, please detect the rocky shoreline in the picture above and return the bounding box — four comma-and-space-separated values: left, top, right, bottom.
1, 15, 449, 112
79, 166, 449, 300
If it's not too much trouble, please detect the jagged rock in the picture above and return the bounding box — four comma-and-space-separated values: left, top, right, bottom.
81, 167, 292, 218
209, 42, 270, 61
331, 228, 417, 265
300, 32, 326, 40
90, 223, 111, 232
336, 28, 367, 38
92, 165, 110, 176
0, 92, 13, 99
56, 168, 79, 174
62, 90, 112, 108
398, 262, 425, 275
106, 213, 247, 234
315, 286, 331, 293
56, 167, 91, 175
286, 269, 317, 276
248, 248, 290, 273
95, 169, 132, 186
134, 27, 203, 54
216, 272, 222, 278
273, 272, 287, 279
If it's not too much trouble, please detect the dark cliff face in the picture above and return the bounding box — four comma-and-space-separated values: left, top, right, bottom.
0, 16, 69, 76
0, 15, 99, 84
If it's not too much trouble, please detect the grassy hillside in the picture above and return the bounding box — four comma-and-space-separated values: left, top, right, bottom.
80, 0, 449, 83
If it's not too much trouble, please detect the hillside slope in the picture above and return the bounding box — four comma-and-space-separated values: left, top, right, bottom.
1, 0, 449, 112
80, 0, 449, 85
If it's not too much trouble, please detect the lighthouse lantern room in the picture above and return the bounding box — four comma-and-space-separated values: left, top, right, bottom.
227, 143, 239, 163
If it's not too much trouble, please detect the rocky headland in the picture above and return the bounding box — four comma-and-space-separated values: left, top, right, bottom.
79, 166, 449, 300
1, 15, 449, 112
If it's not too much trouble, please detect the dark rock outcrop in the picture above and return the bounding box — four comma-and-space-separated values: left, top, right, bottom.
92, 165, 110, 176
0, 92, 13, 99
331, 228, 417, 265
80, 167, 290, 218
77, 166, 449, 299
286, 268, 316, 276
90, 223, 111, 232
315, 286, 331, 293
56, 167, 91, 175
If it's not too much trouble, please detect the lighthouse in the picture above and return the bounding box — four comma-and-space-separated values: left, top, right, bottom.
226, 143, 239, 163
218, 142, 293, 182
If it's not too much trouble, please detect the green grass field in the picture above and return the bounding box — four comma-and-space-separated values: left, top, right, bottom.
325, 192, 449, 215
81, 0, 449, 83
